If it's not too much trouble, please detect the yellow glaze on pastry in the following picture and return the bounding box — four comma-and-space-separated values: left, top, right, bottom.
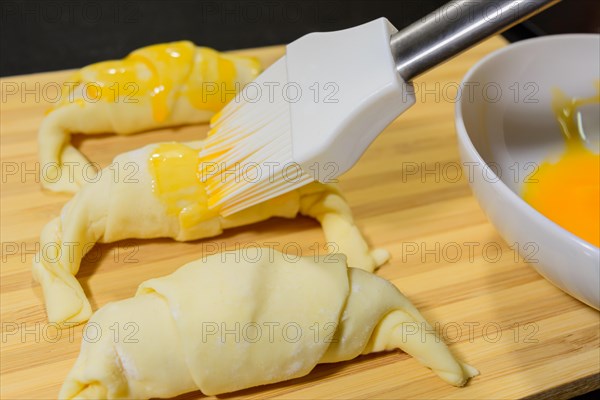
148, 143, 219, 229
59, 250, 477, 399
39, 41, 260, 193
33, 141, 390, 327
62, 42, 244, 122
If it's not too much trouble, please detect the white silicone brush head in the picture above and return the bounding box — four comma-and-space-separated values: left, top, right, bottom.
199, 18, 415, 216
198, 58, 314, 216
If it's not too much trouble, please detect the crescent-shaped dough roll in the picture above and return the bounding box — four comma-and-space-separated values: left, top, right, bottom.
33, 141, 390, 327
39, 41, 261, 193
59, 249, 477, 399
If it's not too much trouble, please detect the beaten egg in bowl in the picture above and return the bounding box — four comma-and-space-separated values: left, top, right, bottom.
522, 86, 600, 247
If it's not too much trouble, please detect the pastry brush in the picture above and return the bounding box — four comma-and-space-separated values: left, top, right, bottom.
199, 0, 560, 216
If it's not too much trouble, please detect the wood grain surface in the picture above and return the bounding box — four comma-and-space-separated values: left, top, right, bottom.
1, 36, 599, 399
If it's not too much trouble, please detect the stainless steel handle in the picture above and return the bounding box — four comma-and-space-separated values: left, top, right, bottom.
391, 0, 561, 81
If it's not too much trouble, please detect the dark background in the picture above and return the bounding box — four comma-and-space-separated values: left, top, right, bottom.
0, 0, 599, 76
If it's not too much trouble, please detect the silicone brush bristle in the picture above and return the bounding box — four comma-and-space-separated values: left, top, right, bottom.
198, 58, 313, 216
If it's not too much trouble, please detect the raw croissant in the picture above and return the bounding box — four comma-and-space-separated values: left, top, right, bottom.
33, 141, 390, 327
39, 41, 260, 193
59, 249, 477, 399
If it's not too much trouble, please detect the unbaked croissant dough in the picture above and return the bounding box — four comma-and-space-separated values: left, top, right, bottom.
39, 41, 260, 193
59, 249, 477, 399
33, 141, 389, 327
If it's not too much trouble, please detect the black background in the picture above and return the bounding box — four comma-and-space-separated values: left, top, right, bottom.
1, 0, 599, 76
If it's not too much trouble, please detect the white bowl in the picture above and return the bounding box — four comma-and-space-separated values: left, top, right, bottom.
455, 34, 600, 309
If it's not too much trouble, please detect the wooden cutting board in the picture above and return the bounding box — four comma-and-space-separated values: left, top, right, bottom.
1, 36, 599, 399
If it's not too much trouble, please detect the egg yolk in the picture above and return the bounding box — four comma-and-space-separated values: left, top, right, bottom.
522, 86, 600, 247
55, 41, 260, 122
149, 143, 219, 229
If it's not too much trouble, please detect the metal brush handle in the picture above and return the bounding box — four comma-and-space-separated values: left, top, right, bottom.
391, 0, 561, 81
